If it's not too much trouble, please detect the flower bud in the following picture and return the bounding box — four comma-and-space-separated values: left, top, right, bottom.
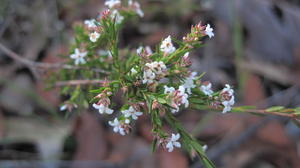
152, 100, 159, 110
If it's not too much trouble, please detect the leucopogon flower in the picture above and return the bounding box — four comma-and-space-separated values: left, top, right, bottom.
164, 86, 175, 94
160, 35, 176, 55
183, 71, 197, 94
105, 0, 121, 8
93, 103, 114, 114
164, 86, 189, 113
200, 82, 213, 97
166, 133, 181, 152
220, 84, 235, 113
111, 10, 124, 24
108, 118, 128, 136
142, 70, 156, 84
142, 61, 167, 84
84, 19, 97, 29
89, 31, 100, 42
146, 61, 167, 75
121, 106, 143, 120
128, 0, 144, 17
70, 48, 87, 65
205, 24, 214, 38
130, 67, 138, 75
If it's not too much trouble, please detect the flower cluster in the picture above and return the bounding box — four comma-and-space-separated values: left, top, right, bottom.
121, 106, 143, 120
61, 1, 235, 164
142, 61, 167, 84
160, 35, 176, 55
183, 23, 214, 43
166, 133, 181, 152
183, 71, 197, 94
69, 0, 144, 64
165, 86, 189, 113
92, 92, 114, 114
200, 82, 213, 97
108, 118, 131, 135
220, 84, 235, 113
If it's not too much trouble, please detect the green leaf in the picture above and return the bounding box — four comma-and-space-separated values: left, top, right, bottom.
157, 97, 167, 104
266, 106, 285, 112
238, 105, 256, 110
151, 138, 158, 153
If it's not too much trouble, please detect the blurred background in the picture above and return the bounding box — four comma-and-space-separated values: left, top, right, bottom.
0, 0, 300, 167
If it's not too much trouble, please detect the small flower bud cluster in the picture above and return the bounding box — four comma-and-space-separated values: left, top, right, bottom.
220, 84, 235, 113
156, 133, 181, 152
93, 91, 114, 114
183, 22, 214, 43
84, 18, 102, 43
200, 81, 213, 97
181, 52, 192, 67
142, 61, 167, 84
108, 118, 131, 135
164, 86, 189, 113
137, 46, 153, 58
60, 102, 78, 112
182, 71, 197, 94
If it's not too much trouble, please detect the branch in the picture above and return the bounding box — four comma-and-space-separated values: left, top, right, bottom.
55, 80, 107, 87
192, 105, 299, 119
0, 43, 108, 74
242, 109, 298, 118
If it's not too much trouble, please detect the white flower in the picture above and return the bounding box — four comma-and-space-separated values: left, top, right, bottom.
153, 61, 167, 74
171, 106, 180, 113
121, 106, 143, 120
105, 0, 121, 8
98, 50, 113, 58
183, 72, 197, 94
60, 104, 67, 111
160, 35, 176, 54
130, 68, 138, 74
178, 85, 189, 108
70, 48, 87, 65
221, 84, 235, 113
84, 19, 97, 28
164, 86, 175, 94
93, 103, 114, 114
142, 70, 156, 84
183, 52, 189, 59
136, 46, 143, 55
222, 97, 235, 113
137, 46, 153, 56
111, 10, 124, 24
170, 86, 189, 113
108, 118, 126, 135
145, 46, 153, 55
222, 84, 234, 95
128, 0, 144, 17
166, 133, 181, 152
205, 24, 214, 38
89, 31, 100, 42
146, 61, 167, 75
200, 83, 213, 97
202, 145, 208, 152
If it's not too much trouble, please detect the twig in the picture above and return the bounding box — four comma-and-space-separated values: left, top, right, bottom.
0, 42, 108, 74
194, 105, 298, 119
243, 109, 298, 118
55, 80, 107, 87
